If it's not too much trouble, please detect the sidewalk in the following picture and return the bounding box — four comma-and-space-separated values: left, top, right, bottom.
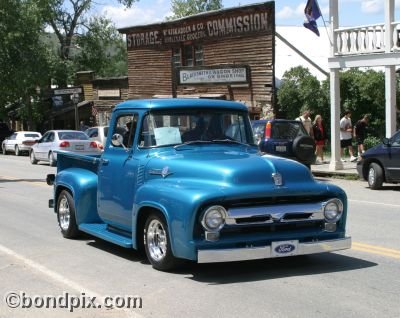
311, 157, 359, 178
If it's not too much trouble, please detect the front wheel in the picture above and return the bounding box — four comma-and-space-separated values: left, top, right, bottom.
57, 190, 80, 238
368, 163, 384, 190
15, 145, 20, 156
144, 212, 182, 271
2, 145, 6, 155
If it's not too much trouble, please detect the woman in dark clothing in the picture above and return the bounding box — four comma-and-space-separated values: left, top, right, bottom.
312, 115, 327, 163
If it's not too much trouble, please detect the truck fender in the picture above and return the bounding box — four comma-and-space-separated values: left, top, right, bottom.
55, 168, 102, 225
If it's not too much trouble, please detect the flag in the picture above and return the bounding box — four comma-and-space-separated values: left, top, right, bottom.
303, 0, 321, 36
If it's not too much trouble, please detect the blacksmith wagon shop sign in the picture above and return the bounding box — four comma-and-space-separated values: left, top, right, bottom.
178, 65, 249, 85
121, 2, 274, 49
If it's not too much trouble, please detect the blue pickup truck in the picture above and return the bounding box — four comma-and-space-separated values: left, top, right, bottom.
47, 99, 351, 271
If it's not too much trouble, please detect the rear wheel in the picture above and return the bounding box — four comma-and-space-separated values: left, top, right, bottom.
49, 152, 56, 167
144, 212, 182, 271
368, 163, 384, 190
57, 190, 80, 238
15, 145, 20, 156
30, 150, 38, 164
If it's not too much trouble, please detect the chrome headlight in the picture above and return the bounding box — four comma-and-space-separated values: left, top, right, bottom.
323, 199, 344, 223
201, 205, 227, 232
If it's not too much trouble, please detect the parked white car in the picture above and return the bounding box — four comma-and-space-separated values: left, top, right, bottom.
2, 131, 42, 156
84, 126, 126, 149
30, 130, 102, 166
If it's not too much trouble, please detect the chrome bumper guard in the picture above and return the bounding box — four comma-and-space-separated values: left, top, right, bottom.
197, 237, 352, 263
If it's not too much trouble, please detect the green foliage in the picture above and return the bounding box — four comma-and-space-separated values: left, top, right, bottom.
339, 69, 386, 138
0, 0, 50, 123
277, 66, 327, 121
168, 0, 223, 19
363, 135, 381, 150
75, 16, 127, 77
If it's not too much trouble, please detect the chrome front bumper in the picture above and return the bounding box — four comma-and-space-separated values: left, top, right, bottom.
197, 237, 351, 263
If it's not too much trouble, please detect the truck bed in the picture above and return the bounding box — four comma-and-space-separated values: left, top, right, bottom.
56, 150, 102, 174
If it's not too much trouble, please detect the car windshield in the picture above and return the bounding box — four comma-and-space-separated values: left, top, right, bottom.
57, 131, 89, 140
139, 109, 253, 148
24, 133, 40, 138
271, 122, 307, 139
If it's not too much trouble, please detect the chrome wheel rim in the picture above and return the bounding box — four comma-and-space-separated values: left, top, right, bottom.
147, 219, 167, 262
30, 152, 35, 162
58, 196, 70, 230
15, 146, 19, 155
368, 167, 375, 185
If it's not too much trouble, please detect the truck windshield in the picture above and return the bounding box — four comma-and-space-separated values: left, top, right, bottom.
139, 109, 252, 148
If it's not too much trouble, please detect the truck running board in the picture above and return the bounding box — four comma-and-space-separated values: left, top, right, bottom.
79, 223, 133, 248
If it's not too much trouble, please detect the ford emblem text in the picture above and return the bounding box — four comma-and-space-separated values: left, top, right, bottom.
274, 243, 296, 254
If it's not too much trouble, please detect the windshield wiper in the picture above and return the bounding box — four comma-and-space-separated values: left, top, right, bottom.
174, 140, 212, 149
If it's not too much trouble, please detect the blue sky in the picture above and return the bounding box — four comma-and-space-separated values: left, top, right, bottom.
93, 0, 400, 29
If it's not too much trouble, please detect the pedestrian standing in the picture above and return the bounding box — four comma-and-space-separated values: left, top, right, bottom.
312, 115, 327, 164
296, 110, 314, 137
354, 114, 369, 160
340, 110, 357, 162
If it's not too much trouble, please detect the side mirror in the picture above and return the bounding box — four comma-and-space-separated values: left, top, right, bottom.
111, 133, 125, 148
382, 138, 391, 146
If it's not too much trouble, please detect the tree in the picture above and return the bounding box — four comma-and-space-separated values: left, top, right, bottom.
43, 0, 138, 85
339, 69, 386, 137
277, 66, 324, 120
0, 0, 51, 128
168, 0, 223, 19
75, 16, 127, 77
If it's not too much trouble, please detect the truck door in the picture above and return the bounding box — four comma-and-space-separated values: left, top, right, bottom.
97, 113, 139, 232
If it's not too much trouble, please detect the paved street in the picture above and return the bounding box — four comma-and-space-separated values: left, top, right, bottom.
0, 154, 399, 318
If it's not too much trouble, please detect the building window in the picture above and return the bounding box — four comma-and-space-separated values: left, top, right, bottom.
172, 44, 203, 67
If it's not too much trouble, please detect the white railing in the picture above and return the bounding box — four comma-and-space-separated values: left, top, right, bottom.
334, 22, 400, 55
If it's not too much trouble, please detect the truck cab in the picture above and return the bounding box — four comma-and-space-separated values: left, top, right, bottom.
49, 99, 351, 271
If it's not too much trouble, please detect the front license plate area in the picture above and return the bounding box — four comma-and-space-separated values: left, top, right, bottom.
271, 240, 299, 257
75, 145, 84, 150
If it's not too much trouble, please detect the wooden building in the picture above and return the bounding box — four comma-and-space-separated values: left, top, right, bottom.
119, 1, 275, 119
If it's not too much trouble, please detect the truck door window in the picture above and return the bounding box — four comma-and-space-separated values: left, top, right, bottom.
113, 114, 138, 148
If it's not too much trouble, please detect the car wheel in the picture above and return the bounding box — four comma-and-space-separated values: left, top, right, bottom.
292, 135, 316, 163
30, 150, 38, 164
15, 145, 20, 156
57, 190, 80, 238
49, 152, 57, 167
368, 163, 384, 190
2, 145, 6, 155
144, 212, 182, 271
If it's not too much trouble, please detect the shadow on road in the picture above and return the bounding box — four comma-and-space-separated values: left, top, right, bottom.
84, 238, 377, 284
0, 178, 45, 183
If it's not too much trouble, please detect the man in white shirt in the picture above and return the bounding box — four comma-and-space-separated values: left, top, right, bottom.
296, 110, 313, 137
340, 110, 357, 162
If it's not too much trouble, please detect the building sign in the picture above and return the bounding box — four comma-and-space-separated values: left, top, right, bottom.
121, 2, 274, 49
178, 66, 249, 85
53, 87, 82, 95
98, 89, 121, 98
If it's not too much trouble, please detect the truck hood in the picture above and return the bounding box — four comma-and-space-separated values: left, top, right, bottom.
144, 147, 314, 188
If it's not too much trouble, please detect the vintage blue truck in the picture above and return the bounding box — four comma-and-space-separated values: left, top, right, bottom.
47, 99, 351, 271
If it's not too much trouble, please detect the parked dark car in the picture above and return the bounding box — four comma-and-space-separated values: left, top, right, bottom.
0, 123, 13, 151
357, 130, 400, 189
252, 119, 316, 168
